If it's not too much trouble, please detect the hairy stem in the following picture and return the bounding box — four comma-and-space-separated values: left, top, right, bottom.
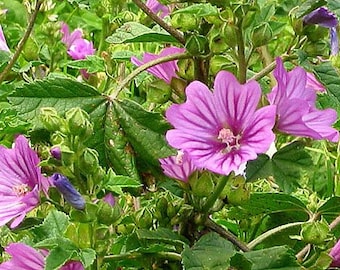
132, 0, 185, 45
248, 222, 305, 250
109, 52, 190, 99
0, 0, 42, 84
205, 218, 250, 252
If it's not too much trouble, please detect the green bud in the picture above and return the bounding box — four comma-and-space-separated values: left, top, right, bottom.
156, 197, 168, 217
304, 25, 328, 42
59, 145, 74, 167
185, 34, 209, 56
224, 175, 250, 206
65, 107, 93, 138
291, 18, 304, 35
251, 23, 273, 48
147, 79, 172, 103
50, 131, 66, 145
171, 13, 198, 32
23, 37, 39, 61
135, 208, 153, 229
222, 23, 238, 48
121, 10, 137, 22
97, 203, 121, 225
166, 202, 177, 218
177, 58, 195, 81
301, 220, 329, 245
40, 107, 63, 132
80, 148, 99, 173
209, 26, 228, 54
189, 171, 214, 197
95, 226, 109, 241
209, 55, 237, 76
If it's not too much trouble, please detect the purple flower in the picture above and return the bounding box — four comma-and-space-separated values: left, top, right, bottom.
50, 146, 61, 160
51, 173, 86, 210
0, 243, 84, 270
267, 58, 339, 142
303, 7, 339, 55
67, 38, 95, 60
159, 150, 198, 182
330, 239, 340, 267
146, 0, 170, 18
0, 25, 10, 52
131, 46, 185, 84
0, 135, 51, 228
165, 71, 276, 175
306, 72, 326, 92
61, 22, 83, 49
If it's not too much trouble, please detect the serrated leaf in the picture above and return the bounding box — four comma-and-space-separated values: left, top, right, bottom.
31, 210, 69, 241
78, 248, 96, 268
45, 243, 77, 270
172, 3, 218, 17
295, 0, 326, 18
66, 55, 106, 73
314, 62, 340, 114
317, 196, 340, 221
243, 246, 300, 270
246, 142, 312, 192
227, 193, 309, 220
106, 22, 178, 44
137, 228, 188, 246
112, 99, 175, 166
104, 169, 141, 194
181, 232, 235, 270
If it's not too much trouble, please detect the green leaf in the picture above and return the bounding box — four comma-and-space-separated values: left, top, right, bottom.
227, 193, 309, 220
66, 55, 106, 73
243, 246, 300, 270
45, 238, 78, 270
104, 169, 141, 194
106, 22, 178, 44
111, 50, 135, 61
314, 62, 340, 114
137, 227, 188, 246
78, 248, 96, 268
328, 0, 340, 18
172, 3, 218, 17
246, 142, 313, 192
317, 196, 340, 222
181, 232, 235, 270
295, 0, 326, 18
31, 210, 69, 241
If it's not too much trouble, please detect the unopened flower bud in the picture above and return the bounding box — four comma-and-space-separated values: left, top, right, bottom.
50, 131, 65, 145
147, 79, 172, 103
301, 220, 329, 245
135, 208, 153, 229
51, 173, 85, 210
80, 148, 99, 173
224, 175, 250, 206
251, 23, 273, 47
40, 107, 63, 132
65, 107, 93, 138
171, 13, 198, 32
222, 23, 238, 48
50, 146, 61, 160
189, 171, 214, 197
185, 34, 209, 56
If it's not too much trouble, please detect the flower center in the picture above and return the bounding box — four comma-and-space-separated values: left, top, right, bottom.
217, 128, 241, 153
175, 150, 184, 165
12, 184, 30, 196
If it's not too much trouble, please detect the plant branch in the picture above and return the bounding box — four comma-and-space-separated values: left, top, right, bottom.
109, 52, 190, 99
202, 175, 229, 213
0, 0, 42, 84
205, 218, 250, 252
248, 222, 305, 250
103, 251, 182, 262
132, 0, 185, 45
235, 24, 247, 84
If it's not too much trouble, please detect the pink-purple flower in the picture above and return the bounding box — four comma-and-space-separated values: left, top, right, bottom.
0, 25, 10, 52
146, 0, 170, 18
330, 239, 340, 267
267, 57, 339, 142
0, 135, 51, 228
165, 71, 276, 175
0, 243, 84, 270
159, 150, 198, 182
131, 46, 185, 84
303, 7, 339, 55
306, 72, 326, 92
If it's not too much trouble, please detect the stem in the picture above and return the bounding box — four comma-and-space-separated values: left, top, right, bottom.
247, 222, 305, 250
202, 175, 229, 213
132, 0, 185, 45
103, 251, 182, 262
109, 52, 190, 99
235, 24, 247, 84
205, 218, 250, 252
0, 0, 42, 84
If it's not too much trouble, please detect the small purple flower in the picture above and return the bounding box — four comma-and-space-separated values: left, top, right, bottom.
330, 239, 340, 267
50, 146, 61, 160
146, 0, 170, 18
61, 22, 83, 49
51, 173, 86, 210
267, 57, 339, 142
68, 38, 95, 60
159, 150, 198, 182
165, 71, 276, 175
0, 135, 51, 228
0, 243, 84, 270
303, 7, 339, 55
0, 25, 10, 52
131, 46, 185, 84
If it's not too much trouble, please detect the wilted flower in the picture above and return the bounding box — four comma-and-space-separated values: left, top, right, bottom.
303, 7, 339, 55
131, 46, 185, 84
0, 135, 51, 228
0, 242, 84, 270
330, 239, 340, 267
146, 0, 170, 18
51, 173, 86, 210
159, 150, 198, 182
165, 71, 276, 175
267, 57, 339, 142
0, 25, 10, 52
